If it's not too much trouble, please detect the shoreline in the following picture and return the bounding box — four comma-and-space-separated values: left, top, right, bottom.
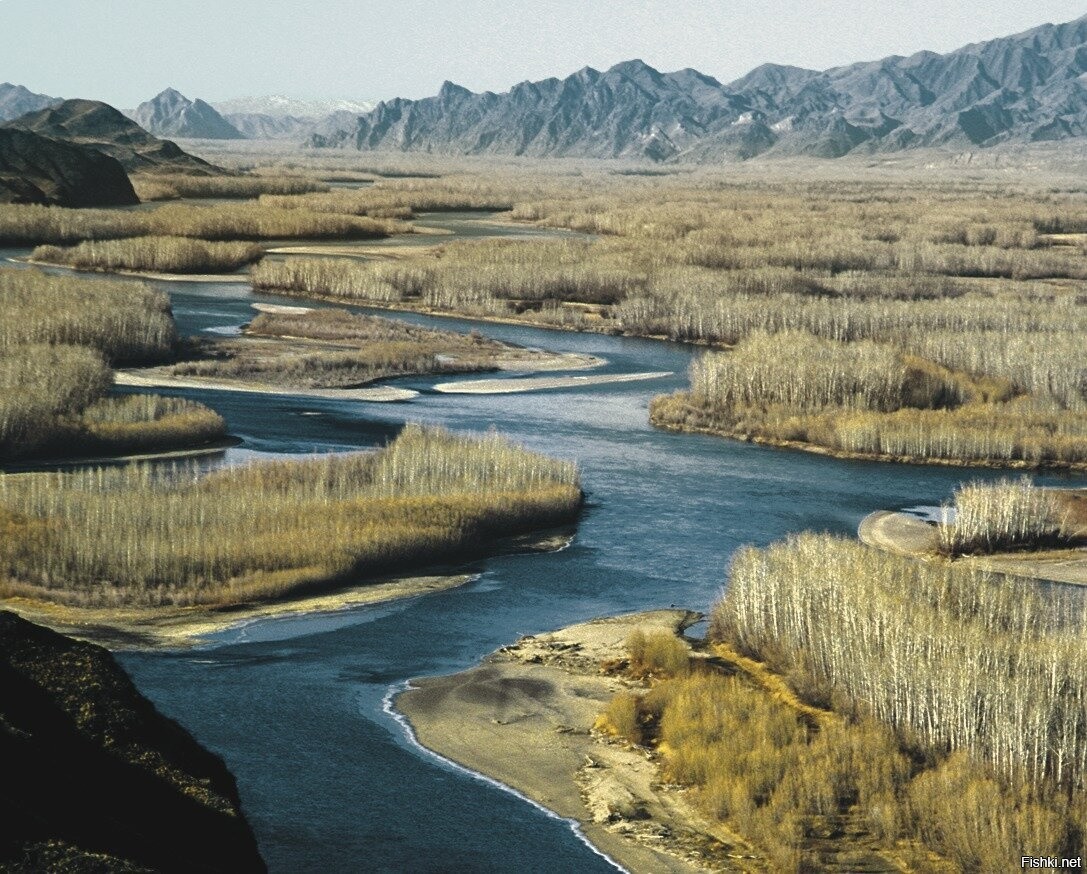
114, 370, 422, 401
0, 530, 576, 651
650, 415, 1087, 473
1, 574, 475, 650
396, 610, 740, 874
433, 371, 671, 394
858, 508, 1087, 586
0, 437, 239, 473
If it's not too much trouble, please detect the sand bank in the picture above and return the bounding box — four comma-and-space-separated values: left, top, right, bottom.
859, 508, 1087, 586
3, 574, 474, 651
397, 610, 751, 873
434, 371, 671, 394
115, 370, 420, 402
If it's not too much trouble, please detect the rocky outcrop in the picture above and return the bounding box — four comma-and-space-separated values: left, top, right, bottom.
132, 89, 244, 140
0, 611, 265, 873
0, 128, 138, 206
311, 13, 1087, 161
0, 83, 62, 123
3, 99, 216, 173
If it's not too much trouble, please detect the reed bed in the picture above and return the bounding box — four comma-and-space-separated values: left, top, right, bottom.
0, 425, 581, 606
131, 173, 329, 202
0, 269, 224, 460
711, 534, 1087, 792
0, 202, 398, 246
651, 331, 1087, 466
0, 269, 175, 363
939, 479, 1084, 554
32, 236, 264, 274
168, 308, 503, 389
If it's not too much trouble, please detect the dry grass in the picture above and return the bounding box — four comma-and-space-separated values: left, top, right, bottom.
0, 203, 399, 246
32, 237, 264, 274
939, 479, 1086, 554
599, 614, 1086, 871
131, 173, 329, 202
711, 534, 1087, 791
0, 269, 223, 460
166, 308, 506, 390
0, 425, 581, 607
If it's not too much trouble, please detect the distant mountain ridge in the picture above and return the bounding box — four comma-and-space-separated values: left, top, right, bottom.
0, 83, 62, 122
132, 88, 244, 139
309, 14, 1087, 160
212, 95, 375, 118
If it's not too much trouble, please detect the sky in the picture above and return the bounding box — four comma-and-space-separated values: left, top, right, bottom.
1, 1, 1084, 107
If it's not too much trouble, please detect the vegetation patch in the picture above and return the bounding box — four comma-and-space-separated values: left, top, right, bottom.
0, 425, 581, 607
32, 236, 264, 274
131, 172, 329, 202
0, 269, 224, 461
597, 568, 1087, 871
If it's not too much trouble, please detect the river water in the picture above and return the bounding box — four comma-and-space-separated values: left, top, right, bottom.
6, 215, 1079, 872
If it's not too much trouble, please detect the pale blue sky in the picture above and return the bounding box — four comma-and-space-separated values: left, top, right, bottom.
2, 1, 1083, 106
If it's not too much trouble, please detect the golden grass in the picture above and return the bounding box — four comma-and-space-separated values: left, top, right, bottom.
599, 619, 1085, 871
32, 237, 264, 274
131, 173, 329, 202
0, 425, 581, 607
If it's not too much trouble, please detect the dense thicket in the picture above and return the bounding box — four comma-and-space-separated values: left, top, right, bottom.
711, 534, 1087, 791
0, 202, 397, 245
939, 479, 1086, 554
0, 269, 223, 460
0, 425, 581, 606
32, 236, 264, 274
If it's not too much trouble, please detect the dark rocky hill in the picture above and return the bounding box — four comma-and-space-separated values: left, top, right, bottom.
310, 14, 1087, 161
132, 89, 244, 140
3, 99, 215, 173
0, 83, 62, 123
0, 128, 138, 206
0, 611, 265, 873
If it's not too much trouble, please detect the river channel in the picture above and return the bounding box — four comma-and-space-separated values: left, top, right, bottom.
6, 213, 1077, 872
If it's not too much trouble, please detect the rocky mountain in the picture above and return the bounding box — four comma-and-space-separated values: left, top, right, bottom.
3, 99, 215, 173
310, 14, 1087, 161
0, 129, 138, 206
223, 112, 314, 140
0, 611, 265, 872
0, 82, 62, 122
132, 88, 244, 139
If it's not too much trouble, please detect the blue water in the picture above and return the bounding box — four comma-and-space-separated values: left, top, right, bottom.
8, 218, 1080, 872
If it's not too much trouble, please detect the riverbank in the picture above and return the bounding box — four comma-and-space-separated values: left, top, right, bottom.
858, 507, 1087, 586
433, 371, 670, 394
2, 573, 475, 650
650, 413, 1087, 473
114, 370, 422, 402
397, 610, 752, 874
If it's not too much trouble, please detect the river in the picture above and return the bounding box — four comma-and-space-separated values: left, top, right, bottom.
4, 214, 1078, 872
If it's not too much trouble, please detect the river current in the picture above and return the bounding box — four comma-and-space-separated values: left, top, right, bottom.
6, 214, 1077, 872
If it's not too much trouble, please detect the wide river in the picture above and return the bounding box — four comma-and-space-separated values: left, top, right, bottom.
7, 214, 1078, 872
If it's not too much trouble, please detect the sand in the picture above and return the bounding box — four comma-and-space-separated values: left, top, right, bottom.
397, 610, 755, 873
433, 371, 671, 394
858, 508, 1087, 586
3, 574, 473, 651
114, 370, 420, 402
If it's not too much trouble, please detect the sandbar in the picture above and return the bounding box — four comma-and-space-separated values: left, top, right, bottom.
114, 370, 420, 402
434, 371, 671, 394
397, 609, 745, 873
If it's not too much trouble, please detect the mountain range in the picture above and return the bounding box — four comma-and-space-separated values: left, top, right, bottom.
309, 14, 1087, 161
132, 88, 244, 139
0, 82, 62, 122
3, 99, 215, 173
